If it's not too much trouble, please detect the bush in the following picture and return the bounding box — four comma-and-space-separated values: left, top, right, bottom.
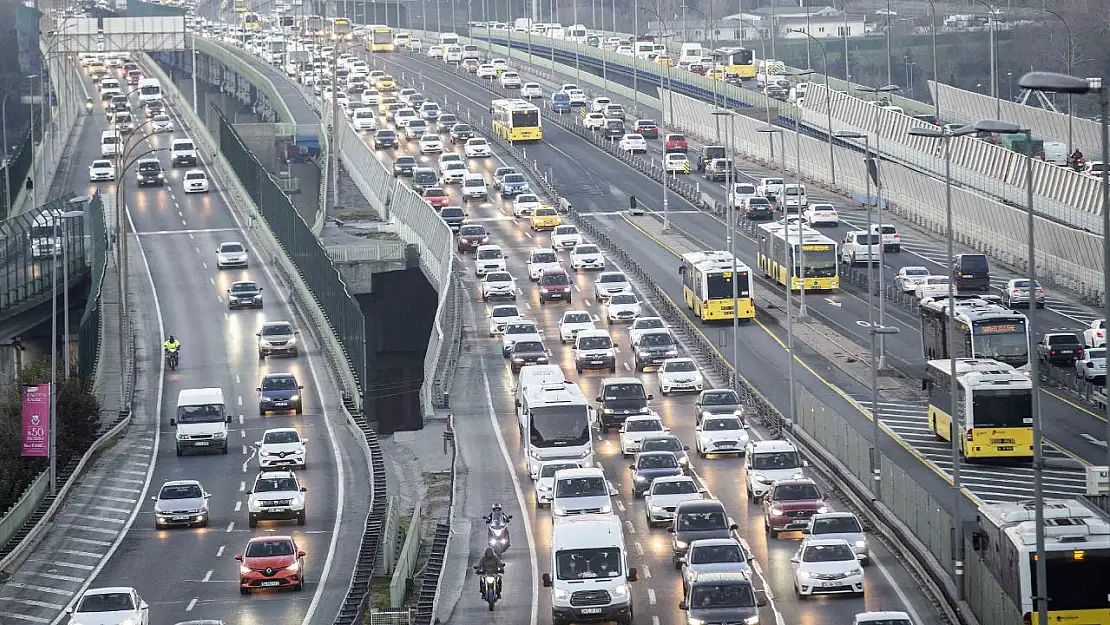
0, 359, 101, 512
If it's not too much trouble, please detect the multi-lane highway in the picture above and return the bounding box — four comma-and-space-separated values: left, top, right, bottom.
0, 55, 370, 625
364, 46, 1104, 508
336, 44, 943, 625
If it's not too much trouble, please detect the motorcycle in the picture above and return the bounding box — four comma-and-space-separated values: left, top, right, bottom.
474, 566, 503, 611
1070, 155, 1086, 172
165, 347, 179, 371
486, 515, 511, 555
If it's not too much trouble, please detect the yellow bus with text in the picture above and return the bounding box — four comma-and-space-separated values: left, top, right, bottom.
366, 25, 394, 52
491, 99, 542, 142
923, 358, 1033, 460
756, 222, 839, 291
679, 251, 755, 322
242, 12, 262, 28
712, 47, 756, 79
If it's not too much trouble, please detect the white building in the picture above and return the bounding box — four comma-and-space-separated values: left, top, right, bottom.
649, 7, 866, 43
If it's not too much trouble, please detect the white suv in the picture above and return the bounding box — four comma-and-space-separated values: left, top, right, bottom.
461, 172, 488, 200
246, 470, 307, 527
743, 440, 806, 501
550, 225, 583, 250
841, 230, 879, 265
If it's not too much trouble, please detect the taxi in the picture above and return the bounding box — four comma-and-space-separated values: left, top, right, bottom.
655, 55, 676, 67
374, 74, 396, 91
87, 61, 106, 75
529, 205, 562, 231
706, 66, 726, 81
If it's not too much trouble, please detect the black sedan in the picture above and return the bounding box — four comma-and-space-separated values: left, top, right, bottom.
449, 123, 475, 144
393, 155, 418, 177
630, 451, 683, 498
227, 281, 263, 310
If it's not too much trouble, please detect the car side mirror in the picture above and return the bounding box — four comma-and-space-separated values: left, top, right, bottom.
679, 601, 689, 611
245, 490, 252, 495
595, 396, 602, 403
627, 567, 639, 582
235, 554, 244, 561
541, 573, 553, 587
667, 527, 675, 533
298, 550, 306, 557
683, 446, 690, 451
802, 460, 810, 467
226, 415, 233, 424
730, 523, 739, 531
754, 590, 768, 607
629, 464, 636, 470
139, 601, 149, 610
647, 394, 654, 400
801, 527, 810, 534
299, 385, 304, 390
204, 493, 211, 498
65, 607, 73, 615
790, 555, 800, 563
256, 332, 261, 336
169, 418, 177, 426
150, 496, 157, 501
300, 487, 308, 492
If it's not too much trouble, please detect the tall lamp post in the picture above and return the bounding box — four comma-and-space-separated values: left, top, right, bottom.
925, 0, 939, 122
907, 123, 976, 594
970, 0, 999, 118
48, 207, 84, 495
1043, 10, 1074, 156
714, 109, 740, 386
60, 200, 87, 381
787, 30, 836, 187
1019, 68, 1110, 494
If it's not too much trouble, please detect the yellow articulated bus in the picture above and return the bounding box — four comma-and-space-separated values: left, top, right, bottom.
242, 12, 262, 28
366, 25, 394, 52
679, 251, 755, 323
922, 358, 1033, 460
332, 17, 353, 40
712, 47, 756, 79
491, 99, 542, 141
973, 498, 1110, 625
756, 222, 839, 291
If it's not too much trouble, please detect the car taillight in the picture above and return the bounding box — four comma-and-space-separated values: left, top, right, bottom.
1078, 348, 1085, 357
966, 430, 974, 442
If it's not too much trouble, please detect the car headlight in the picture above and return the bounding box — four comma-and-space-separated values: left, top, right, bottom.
649, 504, 664, 512
639, 407, 651, 414
688, 619, 707, 625
678, 456, 689, 466
262, 396, 274, 402
817, 506, 830, 514
855, 540, 867, 549
213, 430, 227, 439
289, 395, 300, 402
744, 617, 760, 625
848, 568, 863, 576
512, 357, 525, 362
611, 584, 628, 597
552, 588, 569, 600
633, 474, 647, 482
769, 506, 783, 516
603, 408, 615, 414
674, 540, 688, 549
599, 504, 612, 514
240, 565, 251, 574
797, 569, 811, 579
666, 349, 679, 357
638, 351, 650, 358
286, 561, 300, 572
553, 507, 567, 516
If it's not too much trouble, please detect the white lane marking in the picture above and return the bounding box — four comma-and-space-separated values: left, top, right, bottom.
647, 588, 657, 605
239, 481, 246, 492
216, 545, 225, 558
871, 553, 924, 625
624, 519, 636, 535
234, 501, 242, 512
652, 617, 660, 625
479, 358, 539, 625
52, 193, 168, 622
202, 570, 213, 582
634, 542, 644, 556
226, 522, 235, 532
235, 374, 241, 384
237, 395, 243, 406
185, 598, 197, 612
641, 564, 651, 579
615, 500, 625, 512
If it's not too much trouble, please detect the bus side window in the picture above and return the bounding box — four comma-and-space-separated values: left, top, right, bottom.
678, 265, 685, 275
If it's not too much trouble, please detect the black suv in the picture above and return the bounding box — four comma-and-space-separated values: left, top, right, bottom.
449, 123, 474, 143
412, 168, 438, 194
393, 156, 417, 177
596, 377, 652, 432
953, 253, 990, 291
1038, 332, 1084, 365
634, 330, 678, 372
374, 130, 398, 149
136, 159, 164, 186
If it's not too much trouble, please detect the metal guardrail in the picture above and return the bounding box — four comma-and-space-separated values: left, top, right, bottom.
389, 505, 422, 608
192, 35, 296, 126
326, 242, 407, 263
0, 473, 49, 557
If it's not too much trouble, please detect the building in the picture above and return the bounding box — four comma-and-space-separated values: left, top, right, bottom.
648, 7, 866, 44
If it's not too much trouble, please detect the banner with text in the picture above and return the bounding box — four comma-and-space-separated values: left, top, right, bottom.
21, 383, 50, 457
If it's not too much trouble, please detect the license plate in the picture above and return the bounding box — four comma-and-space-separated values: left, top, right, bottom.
172, 515, 191, 521
590, 360, 604, 365
580, 608, 603, 615
260, 581, 281, 587
267, 507, 288, 512
821, 581, 839, 588
996, 445, 1014, 451
274, 402, 288, 407
717, 443, 735, 449
193, 441, 209, 446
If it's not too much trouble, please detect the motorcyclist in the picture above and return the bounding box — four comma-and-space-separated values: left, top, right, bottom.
484, 503, 511, 548
85, 97, 94, 113
1070, 148, 1085, 170
475, 547, 504, 597
163, 335, 181, 352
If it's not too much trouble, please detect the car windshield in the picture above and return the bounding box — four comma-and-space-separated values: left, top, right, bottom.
1011, 279, 1042, 289
517, 194, 538, 203
245, 539, 295, 557
555, 476, 607, 498
604, 383, 645, 399
441, 208, 464, 218
261, 323, 293, 337
555, 548, 622, 580
926, 277, 949, 285
578, 335, 612, 349
575, 245, 599, 254
690, 583, 756, 608
262, 376, 298, 391
751, 451, 801, 470
221, 243, 244, 253
904, 268, 929, 277
704, 417, 743, 431
160, 483, 202, 499
264, 430, 301, 444
505, 323, 537, 334
690, 543, 744, 564
554, 226, 577, 235
564, 312, 591, 324
627, 419, 663, 432
531, 252, 557, 264
1086, 348, 1107, 360
78, 592, 134, 613
665, 360, 696, 372
138, 162, 160, 172
397, 157, 416, 165
610, 294, 638, 305
678, 510, 727, 531
539, 463, 580, 478
514, 341, 544, 352
425, 189, 447, 198
231, 283, 258, 293
505, 174, 525, 184
460, 226, 485, 236
469, 139, 487, 146
640, 333, 673, 347
637, 453, 678, 469
600, 274, 627, 284
773, 482, 821, 500
185, 172, 205, 180
177, 403, 224, 424
652, 479, 697, 495
486, 273, 512, 282
812, 516, 862, 534
453, 124, 472, 133
477, 248, 502, 259
491, 307, 518, 318
643, 437, 682, 453
254, 476, 299, 492
802, 543, 856, 562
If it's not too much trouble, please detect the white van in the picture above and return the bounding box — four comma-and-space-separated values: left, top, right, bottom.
443, 44, 463, 63
137, 77, 162, 105
520, 382, 595, 476
515, 364, 566, 412
781, 183, 808, 210
729, 182, 758, 208
551, 467, 613, 517
100, 130, 121, 157
841, 230, 880, 265
756, 59, 786, 86
678, 42, 703, 65
171, 388, 231, 455
542, 515, 638, 624
439, 32, 460, 46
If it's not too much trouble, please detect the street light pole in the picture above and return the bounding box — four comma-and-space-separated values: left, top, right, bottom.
1044, 9, 1073, 155
788, 30, 836, 187
972, 0, 999, 117
662, 67, 670, 234
926, 0, 939, 121
759, 126, 795, 425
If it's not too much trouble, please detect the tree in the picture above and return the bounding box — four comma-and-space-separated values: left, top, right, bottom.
0, 359, 101, 512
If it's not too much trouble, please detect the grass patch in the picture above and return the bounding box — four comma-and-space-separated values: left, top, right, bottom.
337, 206, 381, 220
363, 577, 393, 619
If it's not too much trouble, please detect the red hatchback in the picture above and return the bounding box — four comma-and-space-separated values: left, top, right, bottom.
236, 536, 305, 594
538, 267, 572, 304
762, 478, 829, 538
664, 133, 688, 153
422, 187, 450, 209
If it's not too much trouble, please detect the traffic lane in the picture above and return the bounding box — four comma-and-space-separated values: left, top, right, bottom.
90, 229, 342, 625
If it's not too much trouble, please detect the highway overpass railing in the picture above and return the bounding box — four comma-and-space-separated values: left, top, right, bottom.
0, 193, 89, 318
191, 35, 297, 130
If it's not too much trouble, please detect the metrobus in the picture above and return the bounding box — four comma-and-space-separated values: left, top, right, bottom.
366, 25, 394, 52
233, 0, 245, 12
755, 222, 839, 291
973, 498, 1110, 625
712, 46, 756, 79
491, 98, 542, 141
242, 11, 261, 28
922, 358, 1033, 460
920, 296, 1030, 370
678, 250, 755, 322
331, 17, 353, 40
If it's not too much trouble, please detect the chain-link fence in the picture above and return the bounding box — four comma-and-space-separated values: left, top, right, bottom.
1, 133, 33, 220
0, 192, 87, 316
215, 107, 368, 400
77, 193, 108, 385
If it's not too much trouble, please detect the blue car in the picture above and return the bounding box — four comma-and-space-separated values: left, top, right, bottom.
258, 373, 304, 415
498, 173, 530, 198
551, 92, 571, 113
630, 451, 684, 498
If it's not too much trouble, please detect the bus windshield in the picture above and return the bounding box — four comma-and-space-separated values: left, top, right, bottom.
511, 109, 539, 127
530, 405, 590, 448
1035, 549, 1110, 611
797, 247, 837, 278
972, 322, 1028, 366
706, 272, 748, 299
972, 389, 1033, 429
373, 30, 392, 44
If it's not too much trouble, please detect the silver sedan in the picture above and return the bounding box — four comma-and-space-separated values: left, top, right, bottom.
1002, 278, 1046, 308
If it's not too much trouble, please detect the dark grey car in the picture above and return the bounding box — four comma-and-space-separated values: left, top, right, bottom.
641, 434, 691, 471
680, 573, 765, 623
228, 281, 264, 310
634, 330, 678, 371
671, 499, 738, 568
694, 389, 743, 425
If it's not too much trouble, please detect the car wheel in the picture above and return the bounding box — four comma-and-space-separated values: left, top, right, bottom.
259, 407, 266, 416
297, 511, 306, 525
576, 366, 583, 374
295, 404, 303, 415
240, 586, 250, 596
175, 445, 183, 457
249, 515, 258, 528
295, 579, 305, 591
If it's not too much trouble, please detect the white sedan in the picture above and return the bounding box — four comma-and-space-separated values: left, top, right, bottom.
792, 539, 865, 598
481, 271, 517, 301
476, 64, 497, 78
695, 415, 749, 457
559, 309, 596, 343
594, 272, 632, 300
914, 275, 953, 299
88, 159, 116, 182
664, 152, 689, 174
512, 193, 542, 217
570, 243, 605, 271
487, 304, 521, 336
464, 137, 492, 158
606, 293, 642, 324
183, 169, 210, 193
418, 134, 444, 154
151, 113, 174, 132
656, 357, 703, 394
803, 203, 839, 226
619, 133, 648, 154
257, 427, 307, 469
68, 587, 150, 625
643, 475, 703, 527
521, 82, 543, 98
216, 241, 249, 269
351, 107, 377, 131
499, 71, 523, 88
550, 225, 583, 250
894, 266, 931, 293
583, 113, 606, 130
619, 415, 667, 456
